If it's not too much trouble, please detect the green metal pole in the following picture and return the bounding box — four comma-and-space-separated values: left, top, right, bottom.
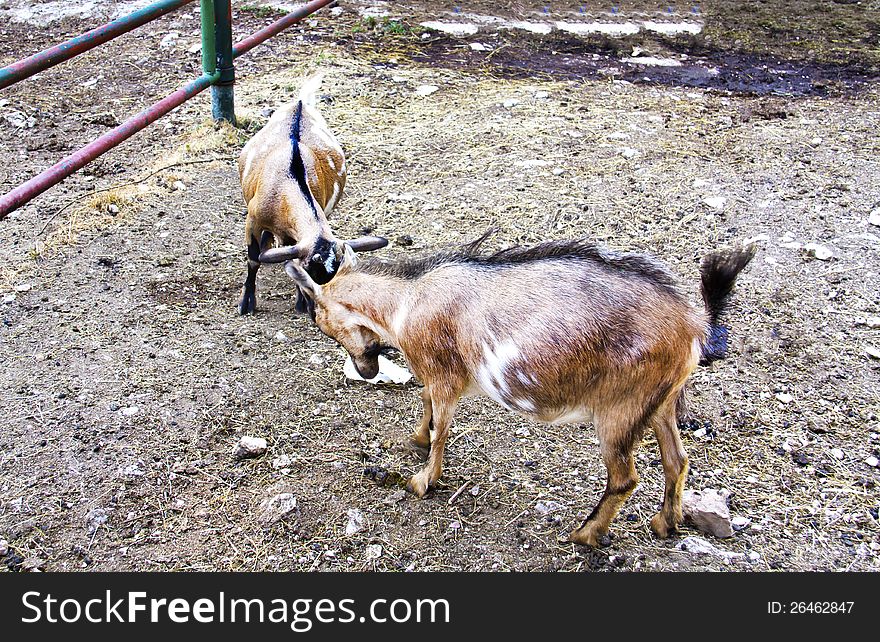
199, 0, 217, 79
212, 0, 235, 124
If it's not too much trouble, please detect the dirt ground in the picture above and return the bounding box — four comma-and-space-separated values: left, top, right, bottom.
1, 1, 878, 572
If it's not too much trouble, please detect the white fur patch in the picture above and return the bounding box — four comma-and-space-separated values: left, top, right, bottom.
327, 156, 336, 171
476, 340, 522, 409
392, 301, 409, 335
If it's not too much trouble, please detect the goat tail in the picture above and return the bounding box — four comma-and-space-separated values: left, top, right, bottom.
698, 244, 756, 364
298, 72, 325, 108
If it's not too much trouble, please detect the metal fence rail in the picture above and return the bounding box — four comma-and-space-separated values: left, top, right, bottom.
0, 0, 336, 219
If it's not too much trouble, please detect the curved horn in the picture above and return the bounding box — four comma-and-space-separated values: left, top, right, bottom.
259, 243, 309, 264
344, 235, 389, 253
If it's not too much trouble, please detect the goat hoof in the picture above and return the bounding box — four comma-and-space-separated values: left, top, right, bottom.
238, 292, 256, 315
568, 523, 604, 548
406, 473, 431, 498
650, 512, 678, 539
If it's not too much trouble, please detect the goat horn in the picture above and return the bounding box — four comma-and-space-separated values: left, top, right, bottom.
344, 236, 389, 252
258, 244, 309, 264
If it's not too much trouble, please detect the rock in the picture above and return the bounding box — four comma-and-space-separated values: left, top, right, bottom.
831, 448, 845, 460
14, 283, 32, 292
414, 85, 438, 96
865, 345, 880, 360
469, 485, 480, 496
273, 330, 288, 342
106, 203, 120, 214
678, 536, 744, 561
775, 392, 793, 404
258, 493, 298, 526
21, 557, 46, 572
534, 500, 566, 515
502, 99, 520, 109
160, 31, 179, 48
866, 456, 880, 468
731, 516, 751, 531
272, 454, 292, 469
449, 520, 461, 530
703, 196, 727, 210
551, 167, 565, 175
803, 243, 834, 261
234, 436, 267, 460
382, 490, 407, 505
865, 316, 880, 329
86, 508, 108, 535
682, 489, 734, 538
121, 406, 139, 416
469, 42, 488, 51
345, 508, 366, 536
0, 539, 8, 556
365, 544, 383, 561
2, 294, 14, 304
869, 208, 880, 227
172, 180, 186, 191
747, 551, 761, 562
618, 146, 639, 158
534, 90, 550, 99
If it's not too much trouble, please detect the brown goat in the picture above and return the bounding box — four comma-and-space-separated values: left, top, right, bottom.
237, 73, 386, 315
285, 236, 755, 546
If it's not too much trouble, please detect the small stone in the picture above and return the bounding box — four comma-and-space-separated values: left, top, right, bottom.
803, 243, 834, 261
865, 345, 880, 360
682, 489, 733, 538
382, 490, 407, 505
831, 448, 845, 460
365, 544, 383, 560
345, 508, 366, 536
272, 454, 292, 469
775, 392, 793, 404
693, 427, 708, 438
414, 85, 439, 97
869, 208, 880, 227
86, 508, 108, 535
534, 90, 550, 99
21, 557, 46, 572
866, 456, 880, 468
731, 516, 751, 531
273, 330, 288, 342
14, 283, 32, 292
160, 31, 179, 48
703, 196, 727, 210
865, 316, 880, 329
619, 146, 639, 158
449, 520, 461, 530
0, 539, 7, 556
107, 204, 120, 214
2, 294, 14, 304
534, 500, 566, 515
258, 493, 298, 526
469, 42, 488, 51
678, 536, 744, 561
121, 406, 139, 416
809, 137, 822, 146
748, 551, 761, 562
502, 99, 520, 108
172, 180, 186, 191
469, 485, 480, 496
234, 436, 267, 460
551, 167, 565, 175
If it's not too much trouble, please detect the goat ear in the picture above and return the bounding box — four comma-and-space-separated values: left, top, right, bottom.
284, 261, 323, 301
340, 243, 358, 271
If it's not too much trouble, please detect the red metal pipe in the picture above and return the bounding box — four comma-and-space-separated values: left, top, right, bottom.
232, 0, 336, 58
0, 0, 196, 91
0, 74, 214, 219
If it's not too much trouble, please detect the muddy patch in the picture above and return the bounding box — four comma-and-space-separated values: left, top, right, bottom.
409, 31, 879, 96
